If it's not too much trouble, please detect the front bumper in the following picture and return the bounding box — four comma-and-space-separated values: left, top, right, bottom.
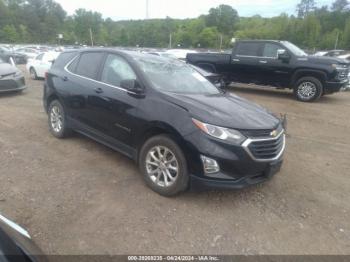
184, 129, 285, 190
0, 76, 26, 92
190, 160, 282, 190
324, 79, 349, 94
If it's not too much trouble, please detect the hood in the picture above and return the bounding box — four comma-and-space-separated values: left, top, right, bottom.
162, 92, 280, 130
306, 55, 349, 65
0, 63, 17, 76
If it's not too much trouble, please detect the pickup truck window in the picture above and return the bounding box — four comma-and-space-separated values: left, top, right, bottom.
236, 42, 261, 57
263, 43, 280, 58
282, 41, 307, 57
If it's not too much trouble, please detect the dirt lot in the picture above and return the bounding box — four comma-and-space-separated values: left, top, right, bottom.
0, 66, 350, 255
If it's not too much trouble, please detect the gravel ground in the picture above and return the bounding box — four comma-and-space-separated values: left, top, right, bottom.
0, 66, 350, 255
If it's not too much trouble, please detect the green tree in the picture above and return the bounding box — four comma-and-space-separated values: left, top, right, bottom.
297, 0, 316, 18
331, 0, 349, 11
205, 5, 239, 35
1, 24, 19, 42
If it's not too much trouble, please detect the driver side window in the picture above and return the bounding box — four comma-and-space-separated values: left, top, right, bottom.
263, 43, 281, 58
101, 54, 136, 87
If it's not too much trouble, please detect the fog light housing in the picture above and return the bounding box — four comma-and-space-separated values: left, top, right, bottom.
201, 155, 220, 174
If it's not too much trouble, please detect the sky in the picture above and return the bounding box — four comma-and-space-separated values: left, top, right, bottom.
56, 0, 334, 20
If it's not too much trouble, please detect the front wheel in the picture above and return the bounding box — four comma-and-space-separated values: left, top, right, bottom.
294, 77, 323, 102
139, 135, 189, 197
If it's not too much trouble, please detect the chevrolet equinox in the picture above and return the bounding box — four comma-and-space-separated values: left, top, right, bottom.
44, 49, 286, 196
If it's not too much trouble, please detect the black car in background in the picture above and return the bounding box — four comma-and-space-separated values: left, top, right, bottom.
0, 47, 27, 65
44, 49, 285, 196
0, 213, 46, 262
187, 40, 350, 102
0, 57, 26, 93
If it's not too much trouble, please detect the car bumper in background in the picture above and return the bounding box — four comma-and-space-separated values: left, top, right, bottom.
0, 76, 26, 92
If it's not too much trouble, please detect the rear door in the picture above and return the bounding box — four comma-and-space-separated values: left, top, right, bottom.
257, 42, 293, 87
63, 51, 106, 131
230, 42, 262, 83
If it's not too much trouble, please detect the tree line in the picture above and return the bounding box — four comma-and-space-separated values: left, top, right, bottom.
0, 0, 349, 50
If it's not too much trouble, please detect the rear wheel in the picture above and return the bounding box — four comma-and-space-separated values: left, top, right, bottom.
30, 67, 38, 80
294, 77, 323, 102
48, 100, 71, 138
139, 135, 189, 197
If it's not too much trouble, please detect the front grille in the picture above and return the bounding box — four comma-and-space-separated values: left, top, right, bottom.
241, 124, 284, 138
0, 79, 17, 89
246, 133, 285, 160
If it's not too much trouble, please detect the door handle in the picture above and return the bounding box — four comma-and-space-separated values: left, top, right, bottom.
94, 87, 103, 94
232, 59, 240, 62
259, 60, 268, 64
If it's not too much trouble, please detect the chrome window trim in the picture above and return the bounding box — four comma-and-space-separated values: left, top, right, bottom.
236, 54, 278, 60
63, 54, 138, 95
242, 130, 286, 162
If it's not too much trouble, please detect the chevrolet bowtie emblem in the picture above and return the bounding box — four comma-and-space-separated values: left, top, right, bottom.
270, 130, 278, 137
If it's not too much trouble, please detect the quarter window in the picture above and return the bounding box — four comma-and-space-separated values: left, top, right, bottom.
101, 54, 137, 87
75, 52, 105, 80
263, 43, 281, 58
236, 43, 261, 56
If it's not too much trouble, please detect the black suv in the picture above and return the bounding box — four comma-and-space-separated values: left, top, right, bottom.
44, 49, 286, 196
187, 40, 350, 102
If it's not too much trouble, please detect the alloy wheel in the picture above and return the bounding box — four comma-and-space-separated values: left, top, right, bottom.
50, 105, 63, 133
297, 82, 317, 100
145, 146, 179, 187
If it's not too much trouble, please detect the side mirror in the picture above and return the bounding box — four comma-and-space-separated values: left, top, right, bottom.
120, 79, 143, 94
277, 49, 290, 61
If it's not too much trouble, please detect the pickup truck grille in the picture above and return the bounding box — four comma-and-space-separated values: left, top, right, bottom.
243, 131, 285, 161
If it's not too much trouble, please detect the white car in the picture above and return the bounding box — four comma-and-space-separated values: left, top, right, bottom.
15, 47, 40, 59
26, 52, 60, 79
338, 53, 350, 91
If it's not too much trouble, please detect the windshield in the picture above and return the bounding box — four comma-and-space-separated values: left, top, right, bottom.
282, 41, 307, 57
135, 56, 220, 95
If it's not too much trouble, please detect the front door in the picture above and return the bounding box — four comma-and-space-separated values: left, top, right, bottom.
257, 43, 293, 87
94, 53, 142, 147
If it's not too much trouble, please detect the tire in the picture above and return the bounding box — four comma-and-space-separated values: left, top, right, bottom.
294, 77, 323, 102
30, 67, 38, 80
48, 100, 71, 138
138, 135, 189, 197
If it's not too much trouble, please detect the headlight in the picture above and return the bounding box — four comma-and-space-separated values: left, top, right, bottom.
13, 71, 22, 77
192, 118, 246, 145
332, 64, 347, 71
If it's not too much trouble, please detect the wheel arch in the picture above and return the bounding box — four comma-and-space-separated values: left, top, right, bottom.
195, 62, 217, 73
291, 69, 327, 88
135, 122, 194, 168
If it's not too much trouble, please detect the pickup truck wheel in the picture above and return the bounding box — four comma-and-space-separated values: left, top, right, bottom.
294, 77, 323, 102
139, 135, 189, 197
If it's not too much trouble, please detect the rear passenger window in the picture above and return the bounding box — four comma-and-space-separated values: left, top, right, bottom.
263, 43, 281, 58
52, 52, 77, 69
75, 52, 105, 80
236, 43, 261, 56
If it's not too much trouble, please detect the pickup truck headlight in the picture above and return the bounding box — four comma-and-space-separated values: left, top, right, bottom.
332, 64, 347, 71
192, 118, 246, 145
